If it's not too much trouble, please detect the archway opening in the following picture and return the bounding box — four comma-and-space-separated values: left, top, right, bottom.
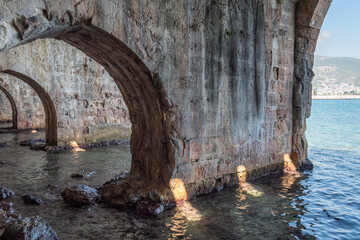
0, 85, 17, 129
0, 71, 57, 146
1, 23, 174, 183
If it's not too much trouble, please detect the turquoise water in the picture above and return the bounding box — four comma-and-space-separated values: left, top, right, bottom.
0, 99, 359, 239
307, 99, 360, 153
302, 99, 360, 239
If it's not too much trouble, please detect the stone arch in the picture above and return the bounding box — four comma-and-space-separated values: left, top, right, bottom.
58, 25, 173, 182
1, 18, 174, 183
0, 84, 18, 129
292, 0, 332, 164
0, 70, 57, 146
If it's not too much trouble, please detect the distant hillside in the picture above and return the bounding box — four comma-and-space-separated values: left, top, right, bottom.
313, 56, 360, 95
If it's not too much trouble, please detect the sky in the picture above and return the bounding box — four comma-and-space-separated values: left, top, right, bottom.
315, 0, 360, 59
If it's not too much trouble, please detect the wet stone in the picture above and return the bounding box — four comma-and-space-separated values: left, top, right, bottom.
46, 184, 58, 191
30, 144, 46, 151
0, 215, 58, 240
22, 195, 43, 205
0, 143, 9, 148
71, 170, 96, 178
0, 187, 14, 200
19, 139, 45, 146
136, 202, 166, 216
0, 202, 15, 217
61, 184, 99, 206
298, 158, 314, 171
1, 202, 57, 239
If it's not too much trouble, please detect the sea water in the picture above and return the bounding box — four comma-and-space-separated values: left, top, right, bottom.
0, 99, 359, 239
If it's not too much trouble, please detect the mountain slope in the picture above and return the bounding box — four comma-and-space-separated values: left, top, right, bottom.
313, 56, 360, 95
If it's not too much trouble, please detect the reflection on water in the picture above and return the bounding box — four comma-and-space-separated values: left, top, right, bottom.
0, 100, 359, 240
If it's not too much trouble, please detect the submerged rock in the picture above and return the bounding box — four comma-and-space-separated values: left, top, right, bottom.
136, 202, 167, 216
0, 187, 14, 200
29, 144, 46, 151
22, 195, 43, 205
0, 143, 9, 148
70, 170, 96, 178
61, 184, 99, 206
19, 139, 45, 147
46, 184, 58, 191
298, 158, 314, 171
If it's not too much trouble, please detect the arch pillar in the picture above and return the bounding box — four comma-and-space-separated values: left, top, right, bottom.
292, 0, 332, 164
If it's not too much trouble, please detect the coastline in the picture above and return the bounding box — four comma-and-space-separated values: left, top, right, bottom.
312, 95, 360, 100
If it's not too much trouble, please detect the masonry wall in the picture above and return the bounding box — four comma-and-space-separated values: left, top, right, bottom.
0, 0, 323, 199
0, 39, 131, 144
0, 77, 44, 129
0, 92, 12, 122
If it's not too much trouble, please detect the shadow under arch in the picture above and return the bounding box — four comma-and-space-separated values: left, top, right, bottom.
2, 23, 175, 183
0, 85, 18, 129
0, 70, 57, 146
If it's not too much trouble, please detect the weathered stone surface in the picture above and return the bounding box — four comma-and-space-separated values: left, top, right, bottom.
0, 78, 41, 130
0, 94, 12, 123
61, 184, 99, 206
0, 188, 14, 200
293, 0, 332, 165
